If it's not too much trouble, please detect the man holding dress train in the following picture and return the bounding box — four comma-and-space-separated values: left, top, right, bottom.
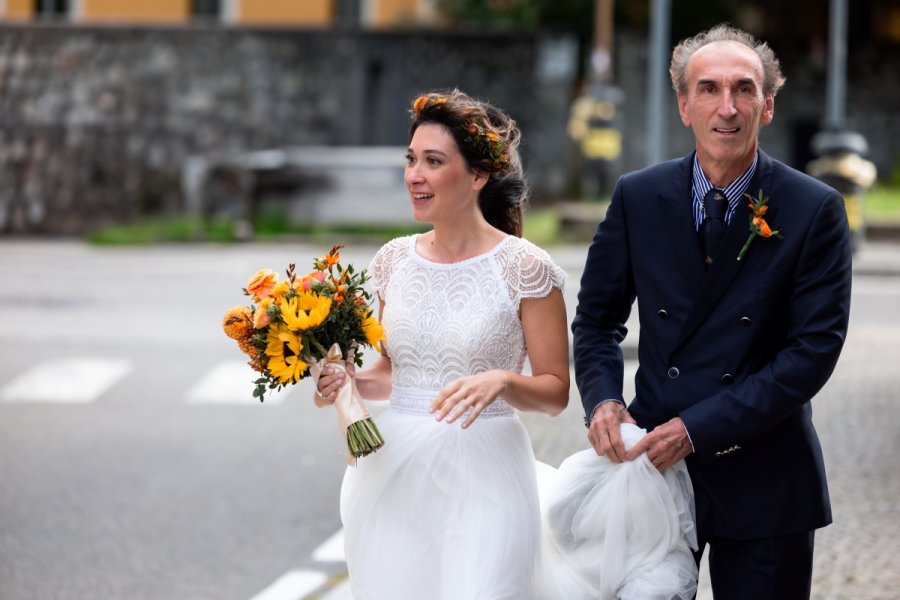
573, 24, 852, 599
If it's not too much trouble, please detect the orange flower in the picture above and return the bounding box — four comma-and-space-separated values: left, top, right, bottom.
413, 95, 429, 113
237, 336, 257, 357
738, 190, 783, 261
222, 306, 253, 340
486, 131, 500, 143
325, 244, 344, 268
253, 296, 274, 328
246, 269, 278, 302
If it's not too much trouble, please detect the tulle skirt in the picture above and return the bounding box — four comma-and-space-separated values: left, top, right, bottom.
341, 409, 697, 600
535, 423, 699, 600
340, 406, 541, 600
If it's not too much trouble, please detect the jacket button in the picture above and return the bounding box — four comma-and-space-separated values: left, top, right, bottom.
721, 373, 734, 384
657, 309, 669, 319
740, 316, 752, 326
667, 367, 680, 379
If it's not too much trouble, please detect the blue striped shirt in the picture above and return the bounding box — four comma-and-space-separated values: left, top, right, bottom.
691, 153, 758, 231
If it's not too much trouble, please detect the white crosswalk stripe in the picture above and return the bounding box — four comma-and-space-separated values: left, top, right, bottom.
186, 361, 289, 405
312, 529, 345, 563
247, 570, 329, 600
0, 358, 131, 403
246, 530, 348, 600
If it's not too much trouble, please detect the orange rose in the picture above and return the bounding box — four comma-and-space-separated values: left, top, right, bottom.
246, 269, 278, 302
254, 296, 274, 328
413, 96, 428, 113
486, 131, 500, 142
759, 219, 773, 237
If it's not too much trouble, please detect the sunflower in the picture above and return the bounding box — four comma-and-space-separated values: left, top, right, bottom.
265, 323, 308, 384
361, 314, 386, 351
222, 306, 254, 340
282, 292, 332, 331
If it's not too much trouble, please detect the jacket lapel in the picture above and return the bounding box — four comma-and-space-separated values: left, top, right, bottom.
659, 156, 706, 292
670, 151, 775, 357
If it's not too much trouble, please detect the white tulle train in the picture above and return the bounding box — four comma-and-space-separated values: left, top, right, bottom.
535, 423, 698, 600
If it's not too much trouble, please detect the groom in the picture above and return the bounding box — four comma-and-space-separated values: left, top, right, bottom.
572, 24, 851, 598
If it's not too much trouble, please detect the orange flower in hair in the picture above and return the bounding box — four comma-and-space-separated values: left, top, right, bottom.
462, 120, 508, 172
413, 95, 429, 113
412, 95, 447, 116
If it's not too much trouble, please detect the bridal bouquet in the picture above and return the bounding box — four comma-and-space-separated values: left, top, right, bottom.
222, 245, 386, 462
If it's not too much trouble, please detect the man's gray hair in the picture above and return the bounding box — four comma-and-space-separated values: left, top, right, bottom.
669, 23, 786, 97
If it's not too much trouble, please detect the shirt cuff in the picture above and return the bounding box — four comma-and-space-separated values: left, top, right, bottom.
681, 419, 696, 452
583, 398, 626, 428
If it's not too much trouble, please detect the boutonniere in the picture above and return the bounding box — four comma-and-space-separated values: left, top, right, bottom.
737, 189, 783, 261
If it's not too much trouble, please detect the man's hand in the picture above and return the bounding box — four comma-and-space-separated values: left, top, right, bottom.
626, 417, 693, 471
588, 401, 637, 463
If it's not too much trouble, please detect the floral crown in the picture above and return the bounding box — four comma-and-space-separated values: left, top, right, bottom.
412, 94, 510, 173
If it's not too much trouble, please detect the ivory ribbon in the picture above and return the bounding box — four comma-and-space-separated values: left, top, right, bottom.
309, 342, 370, 466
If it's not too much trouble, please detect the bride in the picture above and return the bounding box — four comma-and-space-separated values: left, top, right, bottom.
314, 89, 697, 599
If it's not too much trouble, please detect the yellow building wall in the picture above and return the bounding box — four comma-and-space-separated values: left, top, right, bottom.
371, 0, 420, 27
81, 0, 190, 23
239, 0, 333, 26
4, 0, 35, 20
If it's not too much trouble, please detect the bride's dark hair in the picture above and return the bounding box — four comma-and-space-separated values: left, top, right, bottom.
409, 89, 528, 237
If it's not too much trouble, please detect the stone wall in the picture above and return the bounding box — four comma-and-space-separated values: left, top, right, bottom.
0, 24, 576, 235
2, 23, 896, 236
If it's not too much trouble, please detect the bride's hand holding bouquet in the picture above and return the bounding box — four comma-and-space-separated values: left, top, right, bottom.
221, 244, 386, 464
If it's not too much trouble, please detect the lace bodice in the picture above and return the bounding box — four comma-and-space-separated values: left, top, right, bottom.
370, 234, 565, 417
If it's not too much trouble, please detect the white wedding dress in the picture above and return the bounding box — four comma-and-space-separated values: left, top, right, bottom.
340, 234, 697, 600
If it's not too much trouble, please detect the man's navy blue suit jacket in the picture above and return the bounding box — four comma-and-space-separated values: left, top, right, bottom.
572, 149, 852, 540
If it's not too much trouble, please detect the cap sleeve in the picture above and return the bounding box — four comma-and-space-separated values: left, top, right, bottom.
368, 236, 412, 300
500, 237, 566, 306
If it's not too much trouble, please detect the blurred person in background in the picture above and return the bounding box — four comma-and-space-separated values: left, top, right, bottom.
573, 23, 852, 599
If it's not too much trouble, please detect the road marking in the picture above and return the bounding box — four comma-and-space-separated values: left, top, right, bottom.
312, 529, 345, 562
248, 570, 328, 600
186, 361, 288, 405
0, 358, 131, 403
319, 579, 353, 600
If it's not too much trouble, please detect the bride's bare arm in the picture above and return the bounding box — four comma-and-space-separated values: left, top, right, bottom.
431, 289, 570, 427
352, 354, 393, 400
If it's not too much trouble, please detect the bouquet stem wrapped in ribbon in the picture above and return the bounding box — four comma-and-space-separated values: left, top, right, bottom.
222, 245, 386, 463
309, 343, 382, 465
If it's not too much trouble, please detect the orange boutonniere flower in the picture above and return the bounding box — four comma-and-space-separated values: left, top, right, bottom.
737, 190, 783, 261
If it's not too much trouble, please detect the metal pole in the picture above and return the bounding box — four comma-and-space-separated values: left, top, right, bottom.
646, 0, 670, 166
825, 0, 848, 129
591, 0, 614, 82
